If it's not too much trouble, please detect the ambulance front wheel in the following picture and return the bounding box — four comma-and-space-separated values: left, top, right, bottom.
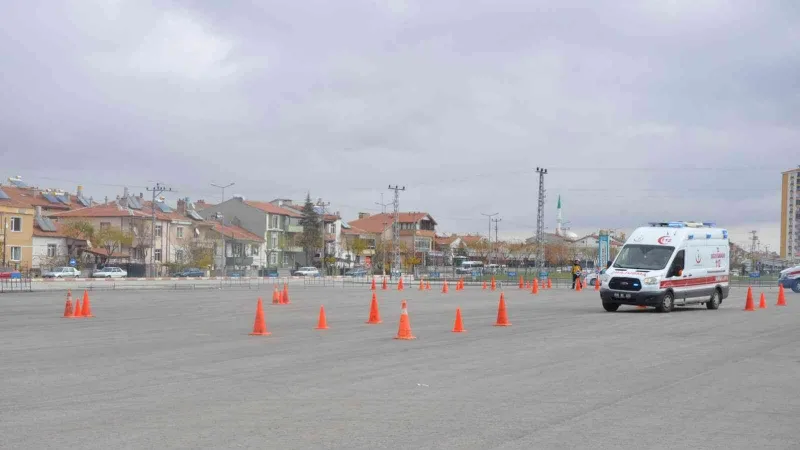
655, 291, 674, 313
792, 280, 800, 293
602, 300, 620, 312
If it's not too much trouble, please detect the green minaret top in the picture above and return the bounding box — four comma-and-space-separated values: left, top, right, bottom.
557, 195, 561, 209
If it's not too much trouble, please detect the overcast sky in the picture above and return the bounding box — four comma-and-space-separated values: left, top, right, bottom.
2, 0, 797, 251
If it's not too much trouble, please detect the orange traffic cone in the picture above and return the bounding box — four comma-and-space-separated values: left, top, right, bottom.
366, 292, 382, 324
491, 276, 496, 291
419, 279, 424, 291
777, 285, 787, 306
531, 278, 539, 294
397, 277, 404, 291
81, 290, 94, 318
371, 278, 376, 291
63, 291, 73, 318
519, 276, 524, 289
382, 277, 388, 290
282, 283, 290, 304
394, 300, 416, 340
426, 280, 431, 290
249, 298, 270, 336
744, 286, 755, 311
315, 305, 329, 329
72, 296, 82, 318
576, 279, 583, 292
494, 293, 511, 326
595, 277, 601, 291
547, 278, 552, 289
637, 305, 647, 309
442, 280, 449, 294
452, 308, 465, 333
482, 281, 487, 290
758, 292, 767, 309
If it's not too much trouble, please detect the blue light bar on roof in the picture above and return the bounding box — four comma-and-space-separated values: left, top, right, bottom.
722, 230, 728, 239
703, 222, 716, 227
667, 222, 685, 228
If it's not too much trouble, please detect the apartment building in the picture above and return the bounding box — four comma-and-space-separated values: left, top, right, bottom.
780, 167, 800, 261
0, 187, 35, 270
197, 196, 304, 268
345, 212, 437, 268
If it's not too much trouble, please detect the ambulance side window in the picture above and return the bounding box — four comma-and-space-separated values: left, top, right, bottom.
668, 250, 685, 277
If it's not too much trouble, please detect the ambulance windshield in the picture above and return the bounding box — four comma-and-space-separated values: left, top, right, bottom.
614, 245, 675, 271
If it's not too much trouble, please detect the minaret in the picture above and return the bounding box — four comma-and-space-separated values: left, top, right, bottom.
556, 195, 563, 236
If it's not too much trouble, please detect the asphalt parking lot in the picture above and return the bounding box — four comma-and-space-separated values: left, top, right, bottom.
1, 285, 798, 449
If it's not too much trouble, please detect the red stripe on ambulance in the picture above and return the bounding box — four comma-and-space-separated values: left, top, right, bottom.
660, 275, 728, 289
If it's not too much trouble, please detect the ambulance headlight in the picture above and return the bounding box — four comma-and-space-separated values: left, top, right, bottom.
644, 277, 659, 285
601, 274, 610, 282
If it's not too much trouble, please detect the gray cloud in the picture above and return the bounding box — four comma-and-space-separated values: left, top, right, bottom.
1, 0, 797, 248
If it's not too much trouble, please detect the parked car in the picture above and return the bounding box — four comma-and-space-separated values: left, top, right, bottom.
294, 266, 320, 276
42, 267, 81, 278
344, 268, 368, 277
174, 268, 204, 278
92, 267, 127, 278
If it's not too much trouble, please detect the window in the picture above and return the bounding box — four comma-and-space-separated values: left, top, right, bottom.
270, 253, 278, 265
154, 249, 162, 262
251, 245, 260, 256
176, 227, 184, 238
155, 225, 162, 237
10, 217, 22, 232
47, 244, 57, 257
10, 246, 21, 261
270, 215, 279, 229
100, 222, 111, 230
271, 233, 278, 248
175, 249, 184, 262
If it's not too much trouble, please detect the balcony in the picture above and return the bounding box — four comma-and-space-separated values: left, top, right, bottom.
287, 224, 303, 233
325, 233, 336, 242
226, 256, 253, 266
286, 246, 304, 253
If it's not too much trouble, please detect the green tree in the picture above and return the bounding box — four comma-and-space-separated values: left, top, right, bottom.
348, 237, 368, 267
62, 220, 96, 242
297, 193, 322, 264
93, 227, 134, 264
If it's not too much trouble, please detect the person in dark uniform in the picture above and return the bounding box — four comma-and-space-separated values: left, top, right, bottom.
571, 259, 582, 289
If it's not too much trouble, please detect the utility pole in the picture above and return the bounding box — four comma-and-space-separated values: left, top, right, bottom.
210, 182, 234, 204
492, 217, 501, 264
388, 185, 405, 278
1, 214, 6, 268
481, 212, 498, 265
147, 182, 174, 277
535, 167, 548, 280
375, 194, 392, 276
749, 230, 758, 273
316, 199, 331, 275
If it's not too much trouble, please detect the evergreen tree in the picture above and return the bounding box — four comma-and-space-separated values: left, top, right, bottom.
297, 193, 322, 265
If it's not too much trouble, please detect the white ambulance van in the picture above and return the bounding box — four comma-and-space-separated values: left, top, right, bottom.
599, 221, 730, 313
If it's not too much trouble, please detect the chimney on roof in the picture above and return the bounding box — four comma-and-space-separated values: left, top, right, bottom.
35, 206, 42, 217
123, 187, 129, 198
233, 195, 245, 201
177, 198, 187, 214
139, 192, 143, 199
358, 212, 370, 219
105, 196, 109, 204
77, 185, 83, 197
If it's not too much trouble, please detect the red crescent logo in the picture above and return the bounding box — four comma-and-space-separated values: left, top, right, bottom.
657, 236, 671, 244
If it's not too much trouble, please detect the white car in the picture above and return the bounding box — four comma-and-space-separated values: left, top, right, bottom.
294, 266, 320, 276
585, 269, 606, 286
43, 267, 80, 278
92, 267, 127, 278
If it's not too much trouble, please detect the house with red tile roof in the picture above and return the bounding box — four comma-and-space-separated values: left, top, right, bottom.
31, 209, 89, 271
344, 212, 437, 271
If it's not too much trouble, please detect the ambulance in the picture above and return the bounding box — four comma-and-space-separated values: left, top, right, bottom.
599, 221, 730, 313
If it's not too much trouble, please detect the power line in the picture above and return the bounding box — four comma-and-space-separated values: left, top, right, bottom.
210, 182, 235, 204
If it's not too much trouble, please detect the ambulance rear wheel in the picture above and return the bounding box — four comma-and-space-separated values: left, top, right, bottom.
706, 288, 721, 310
602, 300, 620, 312
656, 292, 674, 313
